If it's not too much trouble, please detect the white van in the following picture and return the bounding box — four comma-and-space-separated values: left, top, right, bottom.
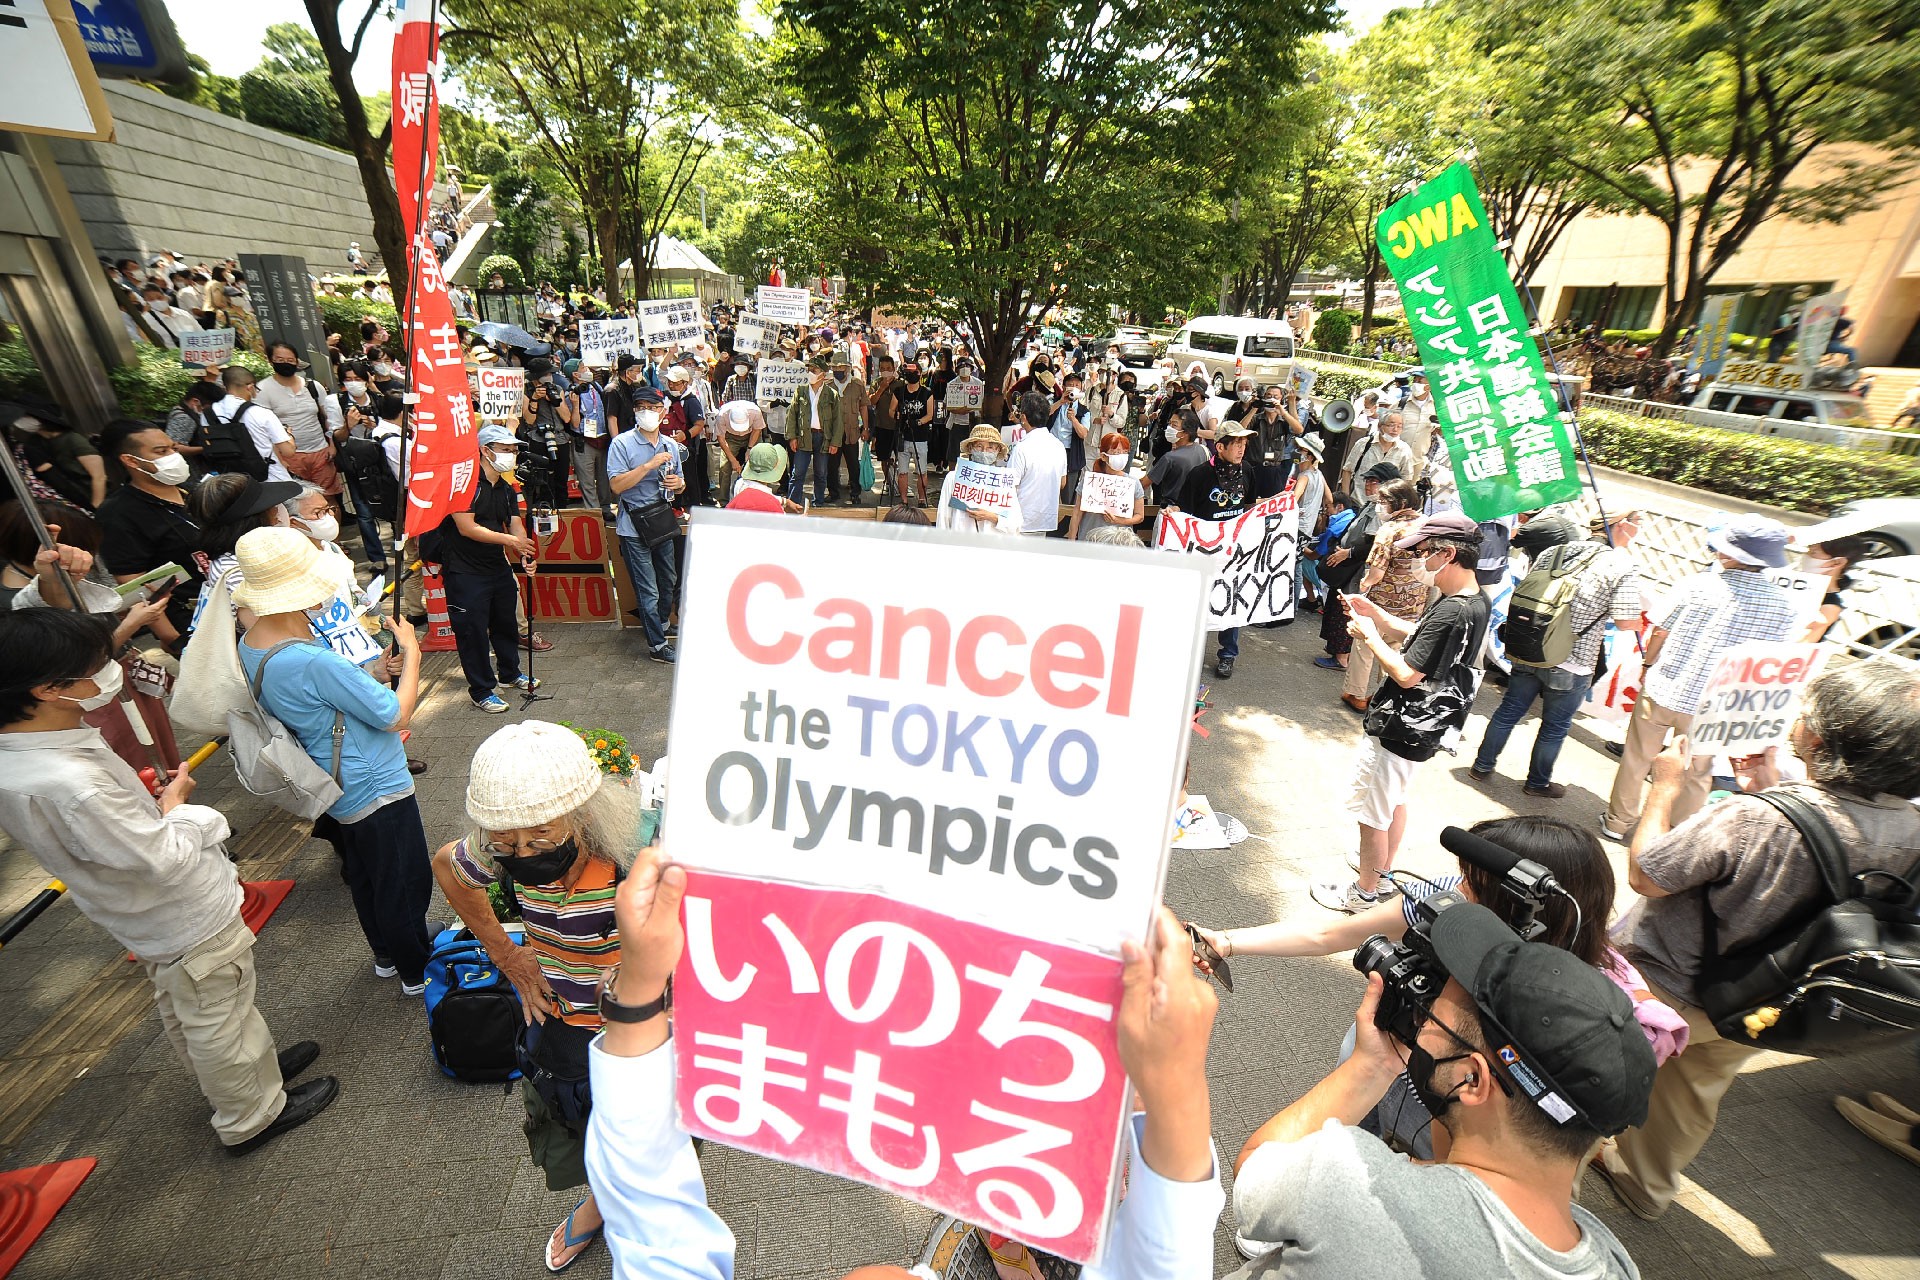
1165, 315, 1296, 392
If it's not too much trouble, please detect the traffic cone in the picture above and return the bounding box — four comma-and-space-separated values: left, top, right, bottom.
421, 566, 459, 653
0, 1158, 95, 1276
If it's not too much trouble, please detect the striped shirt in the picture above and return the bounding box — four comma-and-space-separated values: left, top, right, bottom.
1642, 567, 1798, 715
450, 839, 620, 1027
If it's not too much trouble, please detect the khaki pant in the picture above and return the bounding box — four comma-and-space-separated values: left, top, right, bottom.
139, 913, 285, 1145
1344, 635, 1405, 701
1601, 979, 1755, 1216
1603, 693, 1712, 832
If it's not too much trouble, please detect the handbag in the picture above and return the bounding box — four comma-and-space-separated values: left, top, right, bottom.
628, 499, 679, 550
859, 441, 876, 492
169, 572, 252, 736
1362, 612, 1478, 762
225, 641, 345, 821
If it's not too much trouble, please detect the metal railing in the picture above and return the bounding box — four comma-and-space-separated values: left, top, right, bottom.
1298, 347, 1417, 375
1583, 394, 1920, 456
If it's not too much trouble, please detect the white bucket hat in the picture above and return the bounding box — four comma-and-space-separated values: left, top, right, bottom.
232, 528, 351, 615
466, 720, 603, 831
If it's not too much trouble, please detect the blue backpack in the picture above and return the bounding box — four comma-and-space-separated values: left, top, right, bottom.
423, 925, 523, 1082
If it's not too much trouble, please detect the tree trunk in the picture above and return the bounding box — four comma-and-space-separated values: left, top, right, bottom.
1646, 218, 1687, 361
593, 203, 621, 305
305, 2, 408, 302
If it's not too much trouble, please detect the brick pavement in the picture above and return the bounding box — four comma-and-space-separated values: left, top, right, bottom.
1, 619, 1916, 1280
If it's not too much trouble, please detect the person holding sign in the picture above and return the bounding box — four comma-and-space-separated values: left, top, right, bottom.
784, 357, 842, 508
1166, 421, 1258, 680
936, 425, 1022, 535
1069, 432, 1144, 542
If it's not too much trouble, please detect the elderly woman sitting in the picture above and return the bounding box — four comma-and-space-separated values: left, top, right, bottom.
431, 721, 645, 1273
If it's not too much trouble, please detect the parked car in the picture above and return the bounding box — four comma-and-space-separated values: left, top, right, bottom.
1094, 327, 1161, 368
1165, 315, 1296, 392
1692, 362, 1874, 427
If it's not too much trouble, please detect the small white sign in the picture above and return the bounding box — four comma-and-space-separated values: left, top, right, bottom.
1078, 472, 1137, 519
734, 312, 779, 358
756, 285, 812, 324
944, 376, 986, 413
754, 359, 809, 407
473, 366, 524, 421
579, 317, 641, 366
179, 327, 235, 370
639, 298, 703, 347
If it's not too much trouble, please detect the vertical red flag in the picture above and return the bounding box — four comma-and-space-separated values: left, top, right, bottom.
769, 264, 785, 287
392, 0, 477, 537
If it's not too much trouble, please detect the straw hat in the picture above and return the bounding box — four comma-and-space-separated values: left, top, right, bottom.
466, 720, 604, 831
232, 527, 350, 615
962, 423, 1006, 455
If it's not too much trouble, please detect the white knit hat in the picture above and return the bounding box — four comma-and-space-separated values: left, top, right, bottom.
233, 527, 351, 615
466, 721, 604, 830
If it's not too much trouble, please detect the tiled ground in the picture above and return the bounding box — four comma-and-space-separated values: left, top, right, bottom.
2, 616, 1917, 1279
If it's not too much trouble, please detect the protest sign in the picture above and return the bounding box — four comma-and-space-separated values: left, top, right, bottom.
1794, 290, 1846, 368
1689, 642, 1832, 752
664, 512, 1209, 1264
1153, 492, 1299, 627
578, 317, 640, 367
734, 312, 778, 358
945, 377, 985, 413
1765, 566, 1827, 625
1378, 163, 1582, 521
756, 284, 811, 323
179, 327, 234, 369
755, 358, 809, 407
1078, 472, 1137, 520
639, 297, 702, 347
529, 509, 619, 623
1582, 629, 1644, 726
473, 366, 524, 421
946, 459, 1018, 523
1687, 295, 1737, 379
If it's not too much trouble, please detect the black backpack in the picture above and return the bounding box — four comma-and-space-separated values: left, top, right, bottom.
337, 427, 400, 521
203, 402, 270, 481
1697, 789, 1920, 1056
422, 926, 523, 1083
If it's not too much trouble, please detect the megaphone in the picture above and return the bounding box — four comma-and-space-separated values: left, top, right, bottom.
1321, 399, 1356, 433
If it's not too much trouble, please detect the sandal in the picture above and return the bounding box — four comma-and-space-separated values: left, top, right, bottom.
546, 1196, 602, 1273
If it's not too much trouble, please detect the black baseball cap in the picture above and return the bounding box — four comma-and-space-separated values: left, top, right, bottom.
630, 386, 665, 407
616, 353, 644, 374
215, 477, 303, 522
1430, 903, 1655, 1136
1362, 461, 1402, 483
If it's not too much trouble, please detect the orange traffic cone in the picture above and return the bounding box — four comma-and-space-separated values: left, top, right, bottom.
421, 565, 459, 653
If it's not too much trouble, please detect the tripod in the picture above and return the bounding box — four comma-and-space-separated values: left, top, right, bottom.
516, 487, 555, 711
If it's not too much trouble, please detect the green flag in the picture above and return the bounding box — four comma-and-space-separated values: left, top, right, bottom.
1376, 163, 1583, 521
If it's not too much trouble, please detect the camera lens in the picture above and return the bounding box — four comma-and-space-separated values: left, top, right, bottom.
1352, 934, 1401, 978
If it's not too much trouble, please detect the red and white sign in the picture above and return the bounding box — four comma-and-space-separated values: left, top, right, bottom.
1689, 641, 1833, 752
665, 511, 1209, 1263
473, 366, 524, 421
1153, 492, 1298, 627
392, 0, 477, 537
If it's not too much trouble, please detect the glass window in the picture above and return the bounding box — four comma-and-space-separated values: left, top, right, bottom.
1188, 331, 1238, 355
1776, 399, 1817, 422
1733, 396, 1778, 417
1824, 399, 1871, 425
1244, 334, 1294, 358
1707, 392, 1741, 412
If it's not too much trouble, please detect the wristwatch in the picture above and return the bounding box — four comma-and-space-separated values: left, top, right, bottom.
598, 968, 671, 1024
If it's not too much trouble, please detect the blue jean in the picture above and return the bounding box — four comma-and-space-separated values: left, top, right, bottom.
344, 474, 384, 561
1474, 664, 1586, 788
1217, 627, 1240, 661
619, 533, 678, 651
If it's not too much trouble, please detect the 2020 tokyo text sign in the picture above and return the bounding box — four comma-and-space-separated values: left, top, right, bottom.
664, 511, 1210, 1262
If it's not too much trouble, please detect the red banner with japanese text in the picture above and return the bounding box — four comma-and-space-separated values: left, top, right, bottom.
392, 0, 476, 537
664, 512, 1211, 1264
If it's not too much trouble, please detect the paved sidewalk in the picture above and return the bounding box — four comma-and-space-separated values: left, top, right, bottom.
1, 617, 1916, 1280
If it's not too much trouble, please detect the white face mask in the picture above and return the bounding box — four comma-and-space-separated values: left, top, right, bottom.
344, 381, 367, 399
1237, 389, 1253, 402
297, 513, 340, 543
490, 450, 517, 473
141, 452, 192, 486
1803, 552, 1842, 576
146, 298, 166, 312
371, 363, 391, 376
62, 660, 123, 711
734, 365, 747, 376
636, 410, 662, 431
1163, 426, 1181, 443
1107, 451, 1130, 470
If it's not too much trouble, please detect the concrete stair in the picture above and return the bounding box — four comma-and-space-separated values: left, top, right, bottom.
1862, 366, 1920, 428
444, 183, 497, 285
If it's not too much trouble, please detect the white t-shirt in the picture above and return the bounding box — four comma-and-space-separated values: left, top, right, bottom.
1008, 429, 1067, 535
212, 395, 294, 482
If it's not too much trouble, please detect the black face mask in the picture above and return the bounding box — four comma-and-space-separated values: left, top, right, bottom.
271, 361, 300, 377
495, 837, 581, 887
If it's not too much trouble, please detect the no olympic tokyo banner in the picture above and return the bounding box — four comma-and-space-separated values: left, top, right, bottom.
663, 512, 1209, 1264
1153, 491, 1299, 627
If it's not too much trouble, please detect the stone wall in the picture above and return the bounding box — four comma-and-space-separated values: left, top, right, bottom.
44, 81, 376, 279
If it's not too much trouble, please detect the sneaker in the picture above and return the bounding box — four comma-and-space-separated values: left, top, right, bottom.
1235, 1231, 1280, 1262
649, 646, 677, 664
372, 957, 397, 979
522, 632, 554, 652
1523, 781, 1568, 798
400, 978, 427, 997
1311, 879, 1381, 914
225, 1076, 339, 1156
1342, 854, 1401, 895
1214, 655, 1235, 679
1598, 818, 1629, 844
474, 694, 509, 713
507, 674, 542, 692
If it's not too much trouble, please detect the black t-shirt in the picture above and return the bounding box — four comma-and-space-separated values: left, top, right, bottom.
1177, 458, 1252, 521
1400, 591, 1492, 695
96, 483, 208, 637
440, 475, 517, 579
895, 383, 934, 441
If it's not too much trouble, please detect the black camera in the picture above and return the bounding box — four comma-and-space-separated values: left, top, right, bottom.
1353, 888, 1470, 1044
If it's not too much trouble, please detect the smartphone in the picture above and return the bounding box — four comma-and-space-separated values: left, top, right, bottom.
1184, 923, 1234, 993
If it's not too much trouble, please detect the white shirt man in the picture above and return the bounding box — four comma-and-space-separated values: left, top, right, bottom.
1008, 424, 1068, 537
213, 390, 296, 483
138, 290, 201, 347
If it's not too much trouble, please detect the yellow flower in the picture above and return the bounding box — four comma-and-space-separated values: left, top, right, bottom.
594, 739, 608, 750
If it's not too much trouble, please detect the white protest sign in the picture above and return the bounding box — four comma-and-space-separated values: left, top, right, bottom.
1078, 472, 1138, 520
664, 512, 1208, 1264
578, 317, 640, 366
754, 358, 808, 407
638, 297, 703, 348
944, 376, 985, 413
1204, 395, 1235, 429
473, 366, 524, 421
945, 459, 1018, 523
1765, 566, 1827, 626
756, 284, 811, 323
1153, 491, 1299, 626
179, 327, 235, 369
1689, 641, 1833, 752
733, 312, 778, 358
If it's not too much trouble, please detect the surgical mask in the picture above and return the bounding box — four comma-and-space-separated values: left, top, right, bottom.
344, 380, 367, 399
1803, 552, 1842, 577
141, 452, 192, 486
1105, 452, 1128, 471
1237, 389, 1253, 402
494, 837, 580, 887
146, 298, 165, 312
271, 361, 300, 377
371, 362, 392, 376
969, 449, 997, 464
636, 410, 662, 431
1404, 1039, 1475, 1122
297, 513, 340, 543
1163, 426, 1181, 443
62, 660, 123, 711
490, 450, 517, 473
734, 364, 747, 376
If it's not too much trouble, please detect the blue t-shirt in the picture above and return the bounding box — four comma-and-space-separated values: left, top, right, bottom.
240, 639, 411, 823
605, 431, 685, 536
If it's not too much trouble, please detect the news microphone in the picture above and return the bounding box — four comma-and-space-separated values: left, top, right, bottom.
1439, 825, 1560, 903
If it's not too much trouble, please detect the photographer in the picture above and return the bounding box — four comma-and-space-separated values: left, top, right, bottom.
1247, 385, 1304, 500
1231, 901, 1654, 1278
517, 357, 576, 512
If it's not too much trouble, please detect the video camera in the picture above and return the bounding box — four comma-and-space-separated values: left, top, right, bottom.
1352, 825, 1580, 1043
